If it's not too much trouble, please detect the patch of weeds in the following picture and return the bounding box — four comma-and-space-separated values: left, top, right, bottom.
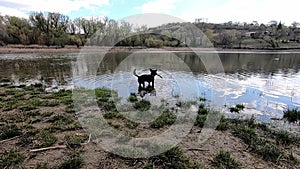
150, 109, 176, 128
283, 109, 300, 123
51, 89, 72, 98
108, 120, 121, 129
19, 104, 37, 111
232, 121, 284, 162
65, 133, 88, 149
3, 100, 19, 111
233, 125, 257, 145
213, 150, 241, 169
256, 142, 283, 162
229, 104, 245, 113
41, 100, 60, 107
41, 111, 54, 117
0, 150, 24, 169
216, 115, 229, 131
66, 105, 76, 114
103, 111, 123, 119
133, 99, 151, 111
47, 114, 80, 132
198, 97, 207, 102
273, 130, 297, 146
112, 147, 146, 158
128, 93, 138, 102
0, 124, 22, 140
33, 130, 58, 148
146, 146, 200, 169
126, 120, 139, 129
194, 114, 207, 128
17, 125, 39, 147
58, 156, 84, 169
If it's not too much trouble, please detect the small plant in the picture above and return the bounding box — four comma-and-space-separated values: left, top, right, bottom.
198, 97, 207, 102
65, 133, 88, 148
194, 114, 207, 128
58, 156, 84, 169
0, 150, 24, 168
283, 109, 300, 123
128, 93, 138, 102
34, 130, 58, 148
0, 124, 22, 140
133, 99, 151, 111
216, 115, 229, 131
146, 146, 200, 168
150, 109, 176, 128
229, 104, 245, 113
213, 150, 241, 169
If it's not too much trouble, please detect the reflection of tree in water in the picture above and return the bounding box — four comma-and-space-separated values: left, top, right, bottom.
0, 58, 73, 84
97, 51, 300, 76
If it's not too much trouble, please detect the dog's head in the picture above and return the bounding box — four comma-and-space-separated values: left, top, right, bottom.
150, 69, 162, 78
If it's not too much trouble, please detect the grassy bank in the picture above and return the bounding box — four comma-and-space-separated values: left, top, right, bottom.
0, 81, 299, 168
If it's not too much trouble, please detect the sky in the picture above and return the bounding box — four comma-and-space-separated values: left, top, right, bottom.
0, 0, 299, 25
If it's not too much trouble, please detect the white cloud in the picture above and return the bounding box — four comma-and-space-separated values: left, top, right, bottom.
135, 0, 178, 14
0, 0, 110, 18
175, 0, 299, 25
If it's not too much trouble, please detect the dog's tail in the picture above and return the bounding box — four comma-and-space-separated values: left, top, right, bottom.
133, 69, 139, 77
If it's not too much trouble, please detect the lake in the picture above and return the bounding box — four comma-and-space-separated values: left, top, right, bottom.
1, 50, 300, 122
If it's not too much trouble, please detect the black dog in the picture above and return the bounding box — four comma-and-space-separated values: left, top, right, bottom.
133, 68, 162, 88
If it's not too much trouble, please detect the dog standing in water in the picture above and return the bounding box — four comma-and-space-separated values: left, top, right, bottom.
133, 68, 162, 88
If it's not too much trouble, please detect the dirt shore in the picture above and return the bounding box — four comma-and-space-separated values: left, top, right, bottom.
2, 45, 300, 54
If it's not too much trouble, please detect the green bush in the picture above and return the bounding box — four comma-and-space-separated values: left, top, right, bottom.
0, 150, 24, 168
150, 109, 176, 128
0, 124, 22, 140
213, 150, 241, 169
283, 109, 300, 123
133, 100, 151, 112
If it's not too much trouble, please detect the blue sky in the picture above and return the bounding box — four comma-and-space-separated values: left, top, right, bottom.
0, 0, 298, 25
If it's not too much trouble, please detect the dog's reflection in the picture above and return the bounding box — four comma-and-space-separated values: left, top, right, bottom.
138, 86, 156, 98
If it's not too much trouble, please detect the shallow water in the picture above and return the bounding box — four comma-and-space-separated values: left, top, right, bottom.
1, 51, 299, 121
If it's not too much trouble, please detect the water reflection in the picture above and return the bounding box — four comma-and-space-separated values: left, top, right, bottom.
1, 52, 300, 121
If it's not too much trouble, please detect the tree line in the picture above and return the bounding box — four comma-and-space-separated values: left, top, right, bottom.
1, 12, 300, 49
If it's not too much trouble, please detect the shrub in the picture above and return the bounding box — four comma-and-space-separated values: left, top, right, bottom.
283, 109, 300, 123
0, 124, 22, 140
150, 109, 176, 128
213, 150, 241, 169
133, 100, 151, 112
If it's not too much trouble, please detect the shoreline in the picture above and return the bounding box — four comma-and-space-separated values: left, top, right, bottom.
2, 45, 300, 54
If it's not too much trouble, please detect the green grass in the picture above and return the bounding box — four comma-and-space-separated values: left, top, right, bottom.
213, 150, 241, 169
58, 156, 84, 169
146, 147, 200, 169
133, 99, 151, 111
34, 130, 58, 148
128, 93, 138, 102
0, 150, 24, 169
150, 109, 177, 128
283, 109, 300, 123
229, 104, 245, 113
0, 124, 22, 140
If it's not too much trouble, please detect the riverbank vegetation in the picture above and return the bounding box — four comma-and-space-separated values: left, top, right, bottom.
1, 12, 300, 49
0, 80, 299, 168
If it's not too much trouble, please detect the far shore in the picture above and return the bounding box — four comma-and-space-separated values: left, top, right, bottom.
2, 44, 300, 54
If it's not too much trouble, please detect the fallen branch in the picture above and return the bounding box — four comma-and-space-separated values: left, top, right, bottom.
29, 133, 92, 153
81, 133, 91, 145
0, 135, 21, 144
29, 145, 67, 152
